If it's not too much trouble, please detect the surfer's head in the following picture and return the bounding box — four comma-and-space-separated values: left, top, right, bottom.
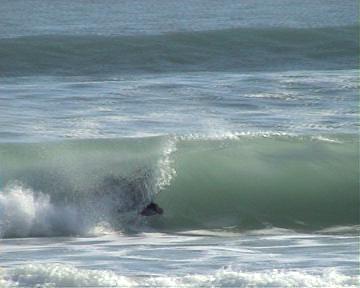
149, 202, 163, 214
140, 202, 164, 216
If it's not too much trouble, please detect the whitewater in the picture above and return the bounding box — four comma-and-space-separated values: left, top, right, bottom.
0, 0, 359, 287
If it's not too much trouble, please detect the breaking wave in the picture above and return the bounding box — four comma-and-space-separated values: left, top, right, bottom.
1, 263, 358, 288
0, 134, 358, 237
0, 25, 358, 76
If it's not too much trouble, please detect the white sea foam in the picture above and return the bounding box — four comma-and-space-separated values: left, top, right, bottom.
310, 135, 343, 144
1, 263, 358, 288
177, 130, 299, 141
0, 184, 82, 238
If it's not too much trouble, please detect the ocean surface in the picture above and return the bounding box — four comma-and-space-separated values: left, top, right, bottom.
0, 0, 359, 287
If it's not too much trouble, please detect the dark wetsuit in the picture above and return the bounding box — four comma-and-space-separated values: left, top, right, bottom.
140, 202, 163, 216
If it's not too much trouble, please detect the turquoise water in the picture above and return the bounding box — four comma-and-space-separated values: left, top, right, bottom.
0, 0, 359, 287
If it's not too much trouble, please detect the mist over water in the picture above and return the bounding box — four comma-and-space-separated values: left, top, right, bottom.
0, 0, 359, 287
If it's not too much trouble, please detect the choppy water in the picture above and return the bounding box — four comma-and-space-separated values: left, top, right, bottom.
0, 0, 359, 287
1, 230, 359, 287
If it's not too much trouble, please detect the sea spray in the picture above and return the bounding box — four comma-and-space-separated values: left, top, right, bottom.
0, 183, 81, 238
155, 137, 177, 191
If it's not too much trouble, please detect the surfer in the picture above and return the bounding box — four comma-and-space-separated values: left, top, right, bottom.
140, 202, 163, 216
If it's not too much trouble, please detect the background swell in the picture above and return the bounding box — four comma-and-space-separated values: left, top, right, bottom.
0, 26, 358, 76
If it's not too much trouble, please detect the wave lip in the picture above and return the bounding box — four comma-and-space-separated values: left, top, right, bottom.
0, 26, 358, 76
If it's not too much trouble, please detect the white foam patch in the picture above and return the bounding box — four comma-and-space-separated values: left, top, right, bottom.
311, 135, 343, 144
3, 264, 134, 288
155, 137, 177, 191
319, 225, 360, 234
0, 184, 83, 238
177, 131, 295, 141
1, 263, 357, 288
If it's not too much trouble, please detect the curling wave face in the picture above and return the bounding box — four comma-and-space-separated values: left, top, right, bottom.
0, 135, 358, 237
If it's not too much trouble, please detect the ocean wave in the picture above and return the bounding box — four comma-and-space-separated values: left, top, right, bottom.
0, 26, 358, 76
1, 263, 358, 288
0, 135, 358, 237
